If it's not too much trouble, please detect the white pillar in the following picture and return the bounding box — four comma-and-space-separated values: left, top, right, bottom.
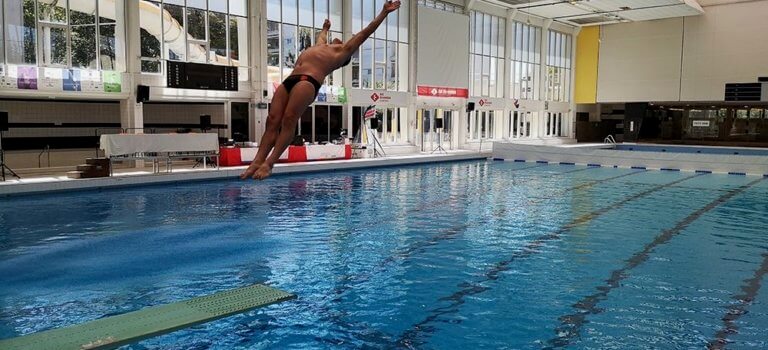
568, 26, 581, 139
409, 0, 418, 148
120, 0, 143, 135
252, 0, 267, 143
504, 9, 517, 140
540, 19, 552, 103
343, 0, 354, 136
117, 0, 144, 168
504, 9, 517, 101
114, 0, 128, 73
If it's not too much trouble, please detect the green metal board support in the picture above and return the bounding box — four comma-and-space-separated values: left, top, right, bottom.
0, 284, 296, 350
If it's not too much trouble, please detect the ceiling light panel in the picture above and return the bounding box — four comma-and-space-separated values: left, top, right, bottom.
523, 3, 593, 18
585, 0, 683, 12
620, 3, 703, 20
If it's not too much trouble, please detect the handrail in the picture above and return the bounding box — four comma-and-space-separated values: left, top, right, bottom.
38, 145, 50, 168
604, 135, 616, 144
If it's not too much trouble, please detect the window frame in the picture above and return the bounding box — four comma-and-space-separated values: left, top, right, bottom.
139, 0, 249, 75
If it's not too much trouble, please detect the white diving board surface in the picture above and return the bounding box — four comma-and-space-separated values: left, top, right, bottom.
0, 284, 296, 350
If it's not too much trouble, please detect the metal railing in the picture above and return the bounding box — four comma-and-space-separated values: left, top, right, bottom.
38, 145, 50, 168
604, 135, 617, 145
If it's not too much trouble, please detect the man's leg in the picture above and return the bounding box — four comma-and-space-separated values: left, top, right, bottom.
240, 85, 289, 179
253, 82, 317, 180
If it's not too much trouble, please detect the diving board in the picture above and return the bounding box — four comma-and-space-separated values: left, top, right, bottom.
0, 284, 296, 350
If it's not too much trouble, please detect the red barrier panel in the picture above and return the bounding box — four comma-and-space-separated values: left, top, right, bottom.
219, 145, 352, 167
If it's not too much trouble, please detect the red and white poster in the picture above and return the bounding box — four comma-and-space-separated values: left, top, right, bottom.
370, 92, 393, 103
478, 99, 493, 107
417, 85, 469, 98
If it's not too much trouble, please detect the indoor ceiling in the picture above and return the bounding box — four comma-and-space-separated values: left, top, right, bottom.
485, 0, 705, 26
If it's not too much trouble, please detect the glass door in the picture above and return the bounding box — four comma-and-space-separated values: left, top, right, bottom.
508, 111, 532, 139
230, 102, 249, 142
419, 108, 457, 152
545, 112, 564, 137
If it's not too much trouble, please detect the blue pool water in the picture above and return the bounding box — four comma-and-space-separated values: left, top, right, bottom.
613, 144, 768, 156
1, 161, 767, 349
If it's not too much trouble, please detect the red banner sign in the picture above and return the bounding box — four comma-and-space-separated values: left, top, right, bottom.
417, 85, 469, 98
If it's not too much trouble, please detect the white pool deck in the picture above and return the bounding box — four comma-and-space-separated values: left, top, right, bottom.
0, 151, 489, 196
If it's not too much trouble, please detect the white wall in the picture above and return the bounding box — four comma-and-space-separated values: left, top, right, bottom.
680, 0, 768, 100
597, 18, 684, 102
416, 7, 470, 89
597, 0, 768, 103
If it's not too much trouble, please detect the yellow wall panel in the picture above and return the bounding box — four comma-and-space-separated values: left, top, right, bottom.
574, 26, 599, 104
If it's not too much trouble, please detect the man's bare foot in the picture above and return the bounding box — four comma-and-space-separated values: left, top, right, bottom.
240, 160, 262, 180
252, 163, 274, 180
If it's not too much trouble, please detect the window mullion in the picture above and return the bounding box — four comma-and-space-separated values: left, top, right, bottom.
65, 3, 71, 68
225, 14, 230, 65
205, 9, 210, 63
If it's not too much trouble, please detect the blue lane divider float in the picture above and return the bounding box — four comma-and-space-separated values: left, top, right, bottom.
496, 160, 758, 176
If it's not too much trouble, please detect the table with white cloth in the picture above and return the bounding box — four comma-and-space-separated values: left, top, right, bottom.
100, 133, 220, 173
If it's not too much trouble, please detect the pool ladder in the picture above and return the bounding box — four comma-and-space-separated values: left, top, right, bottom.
604, 135, 617, 146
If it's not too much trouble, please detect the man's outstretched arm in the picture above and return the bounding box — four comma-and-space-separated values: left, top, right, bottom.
342, 1, 401, 55
315, 19, 331, 45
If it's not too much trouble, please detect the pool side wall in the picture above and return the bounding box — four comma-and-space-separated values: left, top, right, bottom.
492, 143, 768, 176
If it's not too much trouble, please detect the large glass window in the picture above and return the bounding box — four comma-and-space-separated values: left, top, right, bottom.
546, 30, 572, 102
3, 0, 117, 69
350, 0, 409, 92
469, 11, 504, 98
511, 22, 542, 100
139, 0, 249, 78
266, 0, 343, 88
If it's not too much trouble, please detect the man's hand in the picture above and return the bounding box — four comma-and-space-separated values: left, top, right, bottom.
323, 19, 331, 30
383, 0, 401, 13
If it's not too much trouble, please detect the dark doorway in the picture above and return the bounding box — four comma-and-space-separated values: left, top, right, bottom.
231, 102, 249, 142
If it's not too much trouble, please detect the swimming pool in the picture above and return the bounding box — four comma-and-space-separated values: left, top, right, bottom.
1, 161, 766, 349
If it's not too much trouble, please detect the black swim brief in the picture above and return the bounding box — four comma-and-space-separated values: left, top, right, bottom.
282, 74, 322, 97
